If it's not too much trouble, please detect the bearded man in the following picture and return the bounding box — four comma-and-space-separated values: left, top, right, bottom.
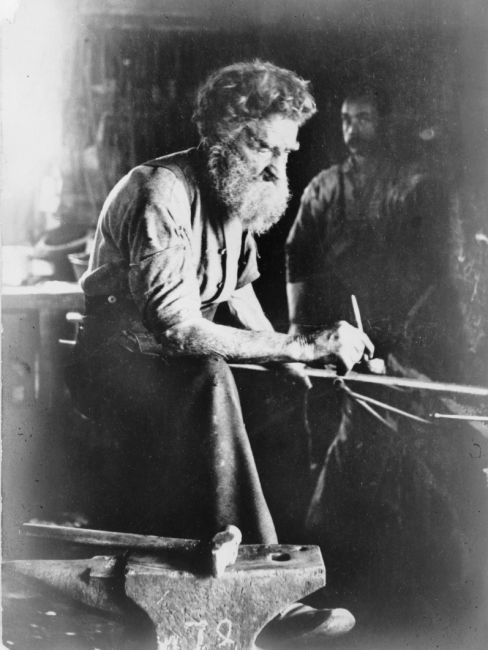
70, 61, 372, 644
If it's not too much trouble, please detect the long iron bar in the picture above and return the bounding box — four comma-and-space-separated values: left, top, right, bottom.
229, 364, 488, 397
355, 398, 394, 429
341, 385, 432, 425
432, 413, 488, 422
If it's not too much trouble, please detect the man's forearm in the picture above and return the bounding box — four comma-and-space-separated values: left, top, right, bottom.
160, 318, 313, 364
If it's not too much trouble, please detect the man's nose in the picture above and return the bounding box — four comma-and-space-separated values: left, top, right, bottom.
347, 119, 359, 134
271, 153, 288, 178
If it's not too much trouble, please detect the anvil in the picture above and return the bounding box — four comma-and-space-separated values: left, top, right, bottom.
4, 523, 326, 650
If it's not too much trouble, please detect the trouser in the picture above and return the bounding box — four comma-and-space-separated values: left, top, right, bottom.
66, 336, 311, 545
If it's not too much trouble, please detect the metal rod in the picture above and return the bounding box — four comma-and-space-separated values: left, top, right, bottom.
432, 413, 488, 422
22, 523, 200, 552
229, 364, 488, 397
351, 294, 363, 332
344, 387, 432, 424
355, 398, 394, 429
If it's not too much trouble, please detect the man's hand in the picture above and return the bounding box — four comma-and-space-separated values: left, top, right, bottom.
309, 320, 374, 374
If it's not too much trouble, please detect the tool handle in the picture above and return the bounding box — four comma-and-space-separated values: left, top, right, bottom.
351, 294, 363, 332
22, 523, 200, 552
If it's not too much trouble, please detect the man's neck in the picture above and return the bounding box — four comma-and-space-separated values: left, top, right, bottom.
350, 152, 379, 174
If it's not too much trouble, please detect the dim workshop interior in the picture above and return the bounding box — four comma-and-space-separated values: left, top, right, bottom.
1, 1, 488, 649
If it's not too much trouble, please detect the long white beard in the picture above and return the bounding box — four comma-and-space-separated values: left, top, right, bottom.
207, 145, 290, 235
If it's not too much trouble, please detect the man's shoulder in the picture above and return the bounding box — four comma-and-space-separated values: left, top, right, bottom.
309, 163, 343, 186
135, 147, 201, 187
389, 159, 443, 202
143, 147, 200, 174
100, 149, 204, 226
115, 148, 202, 202
300, 163, 343, 207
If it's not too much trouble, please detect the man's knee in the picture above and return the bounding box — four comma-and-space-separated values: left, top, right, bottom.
166, 355, 240, 409
183, 354, 234, 383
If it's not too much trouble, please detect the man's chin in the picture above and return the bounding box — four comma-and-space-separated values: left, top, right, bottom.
243, 211, 282, 235
236, 183, 290, 234
348, 144, 363, 156
348, 142, 376, 158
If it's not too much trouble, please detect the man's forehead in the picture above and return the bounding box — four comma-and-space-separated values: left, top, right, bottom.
341, 98, 378, 116
253, 115, 299, 147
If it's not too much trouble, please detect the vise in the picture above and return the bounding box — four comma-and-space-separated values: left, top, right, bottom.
4, 523, 326, 650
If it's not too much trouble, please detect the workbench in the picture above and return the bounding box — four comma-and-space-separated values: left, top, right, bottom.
2, 282, 85, 556
2, 281, 84, 408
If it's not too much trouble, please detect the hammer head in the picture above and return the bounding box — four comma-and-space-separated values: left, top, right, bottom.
211, 525, 242, 577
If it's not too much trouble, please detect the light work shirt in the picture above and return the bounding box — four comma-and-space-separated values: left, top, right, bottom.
82, 148, 259, 338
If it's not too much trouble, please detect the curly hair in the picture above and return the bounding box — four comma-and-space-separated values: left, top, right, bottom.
193, 60, 316, 145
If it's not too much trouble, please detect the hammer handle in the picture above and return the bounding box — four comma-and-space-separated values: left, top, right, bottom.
22, 523, 200, 553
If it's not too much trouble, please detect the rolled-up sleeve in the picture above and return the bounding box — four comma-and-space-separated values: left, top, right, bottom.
107, 167, 202, 332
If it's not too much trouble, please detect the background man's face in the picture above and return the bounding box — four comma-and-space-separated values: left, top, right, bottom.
341, 98, 379, 156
